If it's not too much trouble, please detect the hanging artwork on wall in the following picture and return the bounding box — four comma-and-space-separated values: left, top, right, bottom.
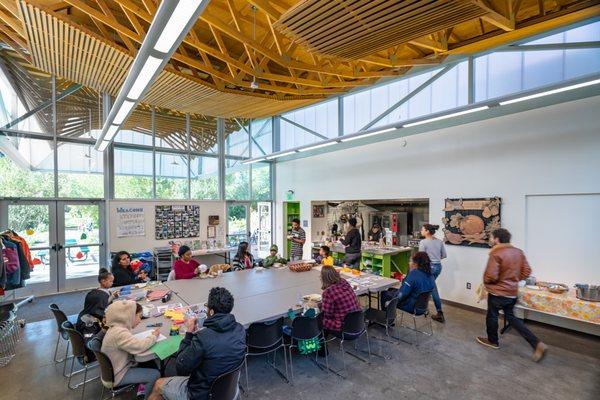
155, 205, 200, 240
312, 204, 325, 218
442, 197, 501, 248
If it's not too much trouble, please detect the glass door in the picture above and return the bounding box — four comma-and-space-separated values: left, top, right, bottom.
57, 201, 105, 291
227, 202, 250, 247
1, 200, 58, 296
251, 202, 272, 258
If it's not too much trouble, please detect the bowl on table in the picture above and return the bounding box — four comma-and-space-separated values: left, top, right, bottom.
575, 284, 600, 302
546, 284, 569, 294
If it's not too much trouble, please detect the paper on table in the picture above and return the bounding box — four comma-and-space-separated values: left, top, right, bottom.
151, 335, 184, 360
133, 329, 167, 342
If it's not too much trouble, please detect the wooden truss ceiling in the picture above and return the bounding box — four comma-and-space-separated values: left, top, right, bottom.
0, 0, 599, 120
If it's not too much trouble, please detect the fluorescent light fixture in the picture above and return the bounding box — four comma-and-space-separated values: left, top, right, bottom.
499, 78, 600, 105
403, 106, 489, 128
266, 151, 297, 160
127, 55, 163, 99
340, 127, 396, 142
113, 100, 136, 125
297, 141, 338, 152
97, 140, 110, 152
154, 0, 204, 53
242, 157, 266, 164
104, 125, 120, 141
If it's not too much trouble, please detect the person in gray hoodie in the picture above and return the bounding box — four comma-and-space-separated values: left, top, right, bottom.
101, 300, 160, 399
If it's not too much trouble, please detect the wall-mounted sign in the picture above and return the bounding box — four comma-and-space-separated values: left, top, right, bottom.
116, 206, 145, 238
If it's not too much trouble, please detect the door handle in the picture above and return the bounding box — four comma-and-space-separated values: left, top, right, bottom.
52, 244, 63, 251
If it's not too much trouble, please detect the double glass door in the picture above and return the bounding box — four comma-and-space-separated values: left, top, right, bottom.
0, 200, 105, 296
226, 202, 272, 258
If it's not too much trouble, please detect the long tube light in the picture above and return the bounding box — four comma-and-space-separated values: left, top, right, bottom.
402, 106, 489, 128
340, 127, 396, 142
499, 78, 600, 105
266, 150, 298, 160
297, 141, 338, 152
242, 157, 266, 165
94, 0, 211, 151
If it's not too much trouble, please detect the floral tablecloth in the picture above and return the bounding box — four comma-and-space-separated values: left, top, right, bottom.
518, 288, 600, 324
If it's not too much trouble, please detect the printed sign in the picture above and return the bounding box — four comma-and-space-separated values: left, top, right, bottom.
116, 206, 146, 238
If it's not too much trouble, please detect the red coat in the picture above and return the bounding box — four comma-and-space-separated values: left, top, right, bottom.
173, 259, 199, 280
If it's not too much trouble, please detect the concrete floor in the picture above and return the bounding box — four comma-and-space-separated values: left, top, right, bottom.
0, 304, 598, 400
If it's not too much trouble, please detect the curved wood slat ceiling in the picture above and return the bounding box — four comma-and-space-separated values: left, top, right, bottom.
0, 0, 598, 119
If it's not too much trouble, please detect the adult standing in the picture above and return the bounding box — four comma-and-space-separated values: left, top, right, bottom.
288, 218, 306, 261
476, 228, 547, 362
340, 217, 362, 269
111, 251, 136, 287
419, 224, 447, 323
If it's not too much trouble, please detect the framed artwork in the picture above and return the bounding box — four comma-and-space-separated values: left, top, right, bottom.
207, 226, 216, 238
442, 197, 501, 248
155, 205, 200, 239
312, 204, 325, 218
209, 215, 220, 225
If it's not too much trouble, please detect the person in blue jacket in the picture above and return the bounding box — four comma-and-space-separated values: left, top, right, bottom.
380, 251, 435, 314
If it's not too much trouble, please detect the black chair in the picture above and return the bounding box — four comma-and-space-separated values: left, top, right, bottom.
244, 317, 288, 390
285, 316, 328, 382
324, 310, 372, 377
87, 336, 135, 399
365, 297, 400, 343
208, 360, 244, 400
62, 321, 98, 399
49, 303, 76, 375
398, 291, 434, 345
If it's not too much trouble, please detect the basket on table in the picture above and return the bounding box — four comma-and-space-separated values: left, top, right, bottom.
288, 260, 315, 272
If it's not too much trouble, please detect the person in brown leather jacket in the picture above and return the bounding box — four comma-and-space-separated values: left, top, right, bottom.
476, 228, 548, 362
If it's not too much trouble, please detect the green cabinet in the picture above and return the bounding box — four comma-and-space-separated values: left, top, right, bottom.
283, 201, 300, 259
361, 251, 409, 277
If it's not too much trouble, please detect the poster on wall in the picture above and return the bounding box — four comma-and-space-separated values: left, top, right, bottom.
312, 204, 325, 218
155, 205, 200, 240
116, 206, 146, 238
442, 197, 501, 248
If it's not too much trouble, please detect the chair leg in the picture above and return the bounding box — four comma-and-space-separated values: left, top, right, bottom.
413, 316, 419, 346
429, 315, 434, 336
288, 346, 294, 383
80, 366, 88, 400
365, 330, 372, 362
62, 340, 71, 377
100, 385, 104, 400
53, 334, 61, 363
68, 356, 76, 388
282, 346, 289, 383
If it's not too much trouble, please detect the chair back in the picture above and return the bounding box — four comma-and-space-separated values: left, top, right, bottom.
167, 270, 176, 281
414, 291, 432, 315
385, 298, 399, 324
247, 317, 284, 349
49, 303, 69, 335
88, 340, 116, 389
291, 316, 321, 340
61, 321, 88, 362
342, 310, 366, 337
208, 361, 243, 400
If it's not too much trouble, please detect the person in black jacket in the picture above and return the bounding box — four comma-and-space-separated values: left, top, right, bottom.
340, 217, 362, 269
151, 287, 246, 400
75, 268, 118, 334
111, 251, 136, 287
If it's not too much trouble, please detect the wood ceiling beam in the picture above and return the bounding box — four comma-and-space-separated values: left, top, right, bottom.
408, 37, 447, 52
247, 0, 282, 21
360, 55, 445, 68
0, 7, 24, 37
472, 0, 516, 31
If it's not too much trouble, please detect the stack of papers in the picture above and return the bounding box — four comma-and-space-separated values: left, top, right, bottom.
164, 310, 186, 323
132, 329, 167, 342
146, 290, 170, 301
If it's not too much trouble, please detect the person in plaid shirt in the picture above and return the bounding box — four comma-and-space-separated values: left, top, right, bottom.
320, 266, 360, 333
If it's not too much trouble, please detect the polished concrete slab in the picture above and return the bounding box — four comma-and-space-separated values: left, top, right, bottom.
0, 303, 598, 400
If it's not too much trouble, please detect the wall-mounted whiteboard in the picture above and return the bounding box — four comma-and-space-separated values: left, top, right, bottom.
526, 193, 600, 286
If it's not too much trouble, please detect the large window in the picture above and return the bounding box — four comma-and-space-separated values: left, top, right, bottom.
280, 99, 338, 150
114, 147, 154, 199
0, 137, 55, 197
155, 152, 189, 199
225, 158, 250, 200
225, 119, 249, 157
252, 162, 271, 201
57, 142, 104, 198
190, 155, 219, 200
250, 118, 272, 157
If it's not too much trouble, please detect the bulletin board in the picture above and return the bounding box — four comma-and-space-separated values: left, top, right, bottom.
155, 205, 200, 239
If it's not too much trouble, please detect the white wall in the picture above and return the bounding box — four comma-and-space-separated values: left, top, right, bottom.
275, 95, 600, 309
107, 200, 226, 255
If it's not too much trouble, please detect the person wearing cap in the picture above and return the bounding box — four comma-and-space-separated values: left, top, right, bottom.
263, 244, 287, 268
173, 245, 200, 280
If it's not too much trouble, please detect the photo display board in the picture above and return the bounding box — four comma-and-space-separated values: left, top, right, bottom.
155, 205, 200, 239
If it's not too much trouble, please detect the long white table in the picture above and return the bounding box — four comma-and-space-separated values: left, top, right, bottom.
131, 267, 399, 361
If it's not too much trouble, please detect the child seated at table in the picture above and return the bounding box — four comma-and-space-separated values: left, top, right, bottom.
136, 268, 150, 283
319, 245, 334, 266
102, 300, 161, 399
263, 244, 287, 268
76, 268, 117, 335
173, 245, 200, 279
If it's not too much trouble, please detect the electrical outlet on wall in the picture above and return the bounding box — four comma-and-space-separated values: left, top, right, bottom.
466, 282, 471, 290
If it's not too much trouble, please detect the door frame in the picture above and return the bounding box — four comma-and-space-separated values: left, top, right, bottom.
0, 198, 106, 296
0, 199, 58, 297
56, 200, 106, 292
